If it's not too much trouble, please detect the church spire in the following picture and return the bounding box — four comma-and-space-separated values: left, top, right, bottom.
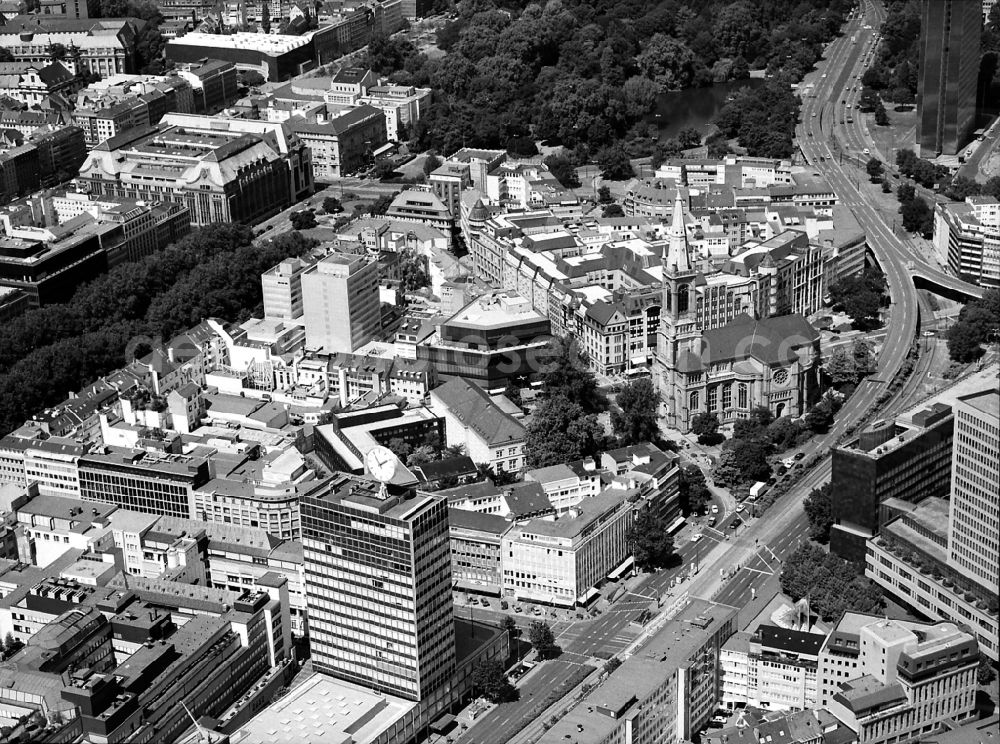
666, 189, 691, 273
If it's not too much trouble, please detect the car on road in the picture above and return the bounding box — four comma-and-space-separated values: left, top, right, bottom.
736, 503, 745, 512
922, 330, 935, 337
690, 533, 703, 543
863, 147, 870, 155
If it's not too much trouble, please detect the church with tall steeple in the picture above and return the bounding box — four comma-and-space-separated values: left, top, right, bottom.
655, 191, 821, 432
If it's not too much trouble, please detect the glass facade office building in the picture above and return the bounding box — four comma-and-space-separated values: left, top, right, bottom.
917, 0, 981, 156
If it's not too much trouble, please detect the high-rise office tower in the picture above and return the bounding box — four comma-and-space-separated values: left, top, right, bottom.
301, 252, 380, 353
947, 387, 999, 591
300, 474, 455, 701
917, 0, 981, 156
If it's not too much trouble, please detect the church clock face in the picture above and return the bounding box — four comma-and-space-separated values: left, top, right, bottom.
773, 368, 789, 386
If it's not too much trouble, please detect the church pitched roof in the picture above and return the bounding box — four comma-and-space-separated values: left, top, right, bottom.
702, 314, 817, 366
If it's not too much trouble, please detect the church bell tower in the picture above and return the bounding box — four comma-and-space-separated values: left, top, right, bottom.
656, 190, 702, 429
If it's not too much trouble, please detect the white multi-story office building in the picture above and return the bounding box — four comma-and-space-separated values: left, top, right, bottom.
820, 614, 978, 743
302, 252, 381, 353
262, 256, 313, 321
947, 387, 999, 591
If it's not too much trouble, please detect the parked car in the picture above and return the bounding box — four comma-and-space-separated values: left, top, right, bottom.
793, 452, 805, 461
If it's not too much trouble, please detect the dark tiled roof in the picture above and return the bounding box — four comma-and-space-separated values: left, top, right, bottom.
447, 507, 510, 535
756, 625, 824, 656
413, 456, 477, 482
431, 379, 526, 446
701, 313, 818, 366
501, 482, 552, 518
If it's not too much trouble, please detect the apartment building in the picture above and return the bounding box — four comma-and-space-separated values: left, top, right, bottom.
300, 474, 456, 701
819, 614, 978, 743
72, 75, 196, 147
78, 114, 313, 227
429, 378, 527, 475
722, 624, 824, 711
501, 486, 638, 607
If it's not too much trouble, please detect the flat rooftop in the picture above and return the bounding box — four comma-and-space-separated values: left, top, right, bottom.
302, 473, 439, 520
229, 671, 415, 744
544, 599, 737, 743
447, 291, 544, 329
167, 31, 310, 54
510, 486, 633, 541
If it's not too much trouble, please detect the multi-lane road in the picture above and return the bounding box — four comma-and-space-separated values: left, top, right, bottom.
803, 0, 983, 300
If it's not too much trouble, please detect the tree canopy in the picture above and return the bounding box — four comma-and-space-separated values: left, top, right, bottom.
946, 289, 999, 363
372, 0, 852, 155
472, 660, 516, 703
627, 508, 676, 571
611, 377, 659, 445
540, 337, 607, 414
780, 543, 885, 621
827, 267, 887, 331
525, 395, 604, 468
679, 464, 711, 515
803, 484, 834, 542
527, 620, 559, 660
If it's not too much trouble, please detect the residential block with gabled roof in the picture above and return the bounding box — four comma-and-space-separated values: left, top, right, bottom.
429, 378, 526, 475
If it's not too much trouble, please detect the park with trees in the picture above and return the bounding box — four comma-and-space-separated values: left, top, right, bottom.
356, 0, 853, 167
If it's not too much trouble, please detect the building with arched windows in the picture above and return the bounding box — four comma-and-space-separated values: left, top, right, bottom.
656, 192, 821, 432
